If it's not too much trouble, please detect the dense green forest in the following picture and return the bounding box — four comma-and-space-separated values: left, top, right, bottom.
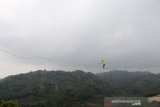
0, 100, 18, 107
0, 70, 160, 107
98, 70, 160, 97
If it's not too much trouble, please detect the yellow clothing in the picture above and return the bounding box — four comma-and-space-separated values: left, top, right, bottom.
100, 60, 106, 64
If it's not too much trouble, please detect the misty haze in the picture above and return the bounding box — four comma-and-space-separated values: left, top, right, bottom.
0, 0, 160, 107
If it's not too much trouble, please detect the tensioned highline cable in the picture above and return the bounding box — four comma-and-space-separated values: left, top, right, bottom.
0, 49, 89, 70
0, 49, 159, 71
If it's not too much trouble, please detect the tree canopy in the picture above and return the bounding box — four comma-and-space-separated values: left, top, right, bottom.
0, 70, 160, 107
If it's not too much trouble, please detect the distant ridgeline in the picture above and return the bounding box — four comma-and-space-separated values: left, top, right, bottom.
0, 70, 160, 107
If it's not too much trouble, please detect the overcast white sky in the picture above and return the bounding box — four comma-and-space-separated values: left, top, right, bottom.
0, 0, 160, 78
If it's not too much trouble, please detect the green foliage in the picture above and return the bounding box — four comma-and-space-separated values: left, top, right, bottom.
0, 100, 18, 107
0, 70, 160, 107
97, 70, 160, 96
0, 70, 113, 107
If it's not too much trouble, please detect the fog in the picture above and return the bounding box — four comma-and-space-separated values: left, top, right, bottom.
0, 0, 160, 77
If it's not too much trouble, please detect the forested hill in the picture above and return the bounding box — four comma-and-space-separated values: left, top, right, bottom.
0, 70, 160, 107
0, 70, 115, 107
97, 70, 160, 96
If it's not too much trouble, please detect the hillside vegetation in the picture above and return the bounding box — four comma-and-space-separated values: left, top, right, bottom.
97, 70, 160, 96
0, 70, 160, 107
